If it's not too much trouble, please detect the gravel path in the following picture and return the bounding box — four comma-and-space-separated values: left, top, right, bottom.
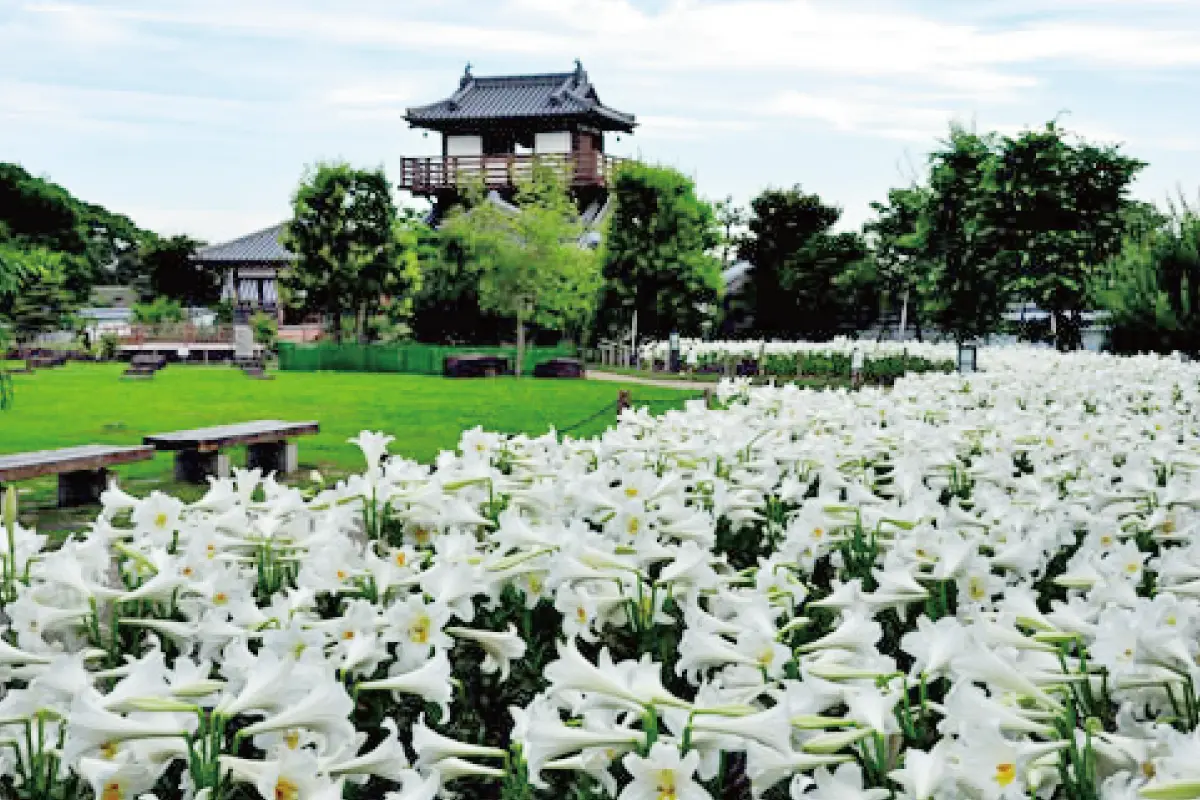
586, 369, 708, 390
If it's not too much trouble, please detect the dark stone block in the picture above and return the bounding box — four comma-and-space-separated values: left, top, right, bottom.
533, 358, 585, 378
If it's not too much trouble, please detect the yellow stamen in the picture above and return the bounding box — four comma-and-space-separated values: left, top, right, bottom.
275, 778, 300, 800
656, 770, 678, 800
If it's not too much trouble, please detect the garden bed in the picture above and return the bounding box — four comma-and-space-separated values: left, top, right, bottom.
1, 348, 1197, 800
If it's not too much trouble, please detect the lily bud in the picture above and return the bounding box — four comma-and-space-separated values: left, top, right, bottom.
3, 485, 15, 533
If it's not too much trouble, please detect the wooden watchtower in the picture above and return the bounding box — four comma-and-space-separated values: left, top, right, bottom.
399, 61, 636, 219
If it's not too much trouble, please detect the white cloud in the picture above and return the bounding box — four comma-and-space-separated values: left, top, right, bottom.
636, 115, 757, 141
7, 0, 1200, 240
765, 90, 966, 142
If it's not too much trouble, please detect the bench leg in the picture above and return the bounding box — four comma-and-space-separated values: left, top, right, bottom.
247, 441, 298, 476
174, 450, 231, 483
58, 468, 109, 507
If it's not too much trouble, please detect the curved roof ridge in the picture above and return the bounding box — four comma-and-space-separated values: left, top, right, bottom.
193, 222, 294, 264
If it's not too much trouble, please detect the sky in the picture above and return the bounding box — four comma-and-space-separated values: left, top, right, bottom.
4, 0, 1200, 244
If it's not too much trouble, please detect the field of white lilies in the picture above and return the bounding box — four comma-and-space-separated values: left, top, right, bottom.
638, 339, 957, 381
5, 347, 1200, 800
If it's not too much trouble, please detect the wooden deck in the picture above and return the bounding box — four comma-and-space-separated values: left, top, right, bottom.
399, 152, 624, 194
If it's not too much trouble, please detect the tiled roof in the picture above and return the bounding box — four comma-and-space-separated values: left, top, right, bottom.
406, 64, 636, 132
193, 223, 294, 264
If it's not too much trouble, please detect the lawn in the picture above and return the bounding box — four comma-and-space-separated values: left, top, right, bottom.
0, 363, 700, 529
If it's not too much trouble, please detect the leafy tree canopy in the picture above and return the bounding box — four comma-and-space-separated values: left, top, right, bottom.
439, 165, 601, 373
740, 186, 871, 340
0, 162, 155, 298
597, 163, 723, 341
282, 162, 422, 343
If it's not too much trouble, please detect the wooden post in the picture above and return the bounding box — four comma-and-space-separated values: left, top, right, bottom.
57, 468, 109, 507
174, 450, 231, 484
247, 441, 298, 475
703, 387, 714, 409
617, 389, 631, 414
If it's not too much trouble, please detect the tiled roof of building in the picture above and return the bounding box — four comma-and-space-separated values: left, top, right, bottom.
406, 62, 636, 132
192, 223, 294, 264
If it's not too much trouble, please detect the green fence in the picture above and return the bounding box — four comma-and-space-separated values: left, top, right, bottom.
277, 342, 577, 375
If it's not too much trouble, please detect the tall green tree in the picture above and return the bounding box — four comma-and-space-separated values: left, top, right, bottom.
440, 166, 601, 375
994, 123, 1145, 349
0, 241, 38, 313
1100, 198, 1200, 355
917, 125, 1011, 344
2, 246, 77, 341
597, 163, 723, 341
864, 186, 932, 340
282, 162, 420, 343
740, 186, 870, 340
142, 235, 215, 306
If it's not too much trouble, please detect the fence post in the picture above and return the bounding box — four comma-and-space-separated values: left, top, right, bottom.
617, 389, 631, 414
703, 387, 713, 409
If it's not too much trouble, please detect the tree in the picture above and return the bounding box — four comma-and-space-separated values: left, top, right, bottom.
1100, 197, 1200, 355
440, 166, 600, 375
0, 241, 38, 313
412, 220, 507, 344
739, 186, 870, 340
993, 123, 1144, 349
282, 163, 421, 343
597, 163, 723, 341
4, 247, 76, 341
713, 195, 746, 270
142, 235, 215, 306
0, 162, 154, 298
917, 125, 1011, 344
864, 186, 932, 340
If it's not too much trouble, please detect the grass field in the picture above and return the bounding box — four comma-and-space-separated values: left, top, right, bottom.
0, 363, 699, 529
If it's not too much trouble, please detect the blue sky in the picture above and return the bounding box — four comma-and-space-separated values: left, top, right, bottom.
4, 0, 1200, 243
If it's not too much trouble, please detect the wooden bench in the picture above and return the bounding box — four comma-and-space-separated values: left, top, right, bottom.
123, 353, 167, 380
0, 444, 155, 506
444, 354, 511, 378
27, 353, 66, 370
533, 357, 586, 378
238, 357, 273, 380
144, 420, 319, 483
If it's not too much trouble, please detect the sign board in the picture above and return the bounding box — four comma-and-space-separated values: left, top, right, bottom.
957, 343, 978, 374
234, 324, 254, 360
851, 350, 864, 371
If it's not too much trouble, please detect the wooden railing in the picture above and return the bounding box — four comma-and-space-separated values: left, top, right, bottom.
399, 152, 625, 193
122, 324, 234, 345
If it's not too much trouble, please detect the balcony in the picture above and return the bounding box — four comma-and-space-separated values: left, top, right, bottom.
399, 152, 625, 194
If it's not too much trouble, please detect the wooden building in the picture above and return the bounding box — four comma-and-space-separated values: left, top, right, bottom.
400, 61, 636, 216
193, 223, 293, 319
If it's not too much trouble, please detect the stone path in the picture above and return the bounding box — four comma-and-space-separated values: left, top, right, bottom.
585, 369, 707, 390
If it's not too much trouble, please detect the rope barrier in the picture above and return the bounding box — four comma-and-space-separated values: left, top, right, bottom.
556, 400, 619, 435
552, 388, 708, 436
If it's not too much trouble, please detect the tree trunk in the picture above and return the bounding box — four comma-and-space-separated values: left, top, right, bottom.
330, 304, 343, 344
515, 307, 526, 378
